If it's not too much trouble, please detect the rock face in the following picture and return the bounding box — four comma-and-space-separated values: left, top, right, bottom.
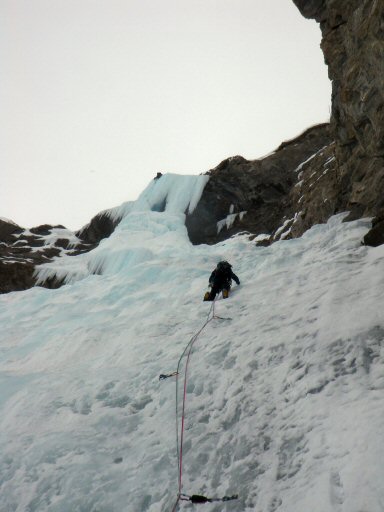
188, 1, 384, 245
0, 210, 123, 293
75, 212, 120, 245
186, 124, 333, 244
0, 220, 95, 293
293, 0, 384, 242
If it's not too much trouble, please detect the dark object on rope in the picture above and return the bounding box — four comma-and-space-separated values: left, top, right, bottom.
159, 371, 178, 381
180, 493, 238, 504
169, 299, 238, 511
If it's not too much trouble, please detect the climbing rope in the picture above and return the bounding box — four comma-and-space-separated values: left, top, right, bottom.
160, 298, 237, 511
174, 301, 216, 507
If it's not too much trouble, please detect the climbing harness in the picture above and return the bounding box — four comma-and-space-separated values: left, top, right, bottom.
160, 299, 238, 511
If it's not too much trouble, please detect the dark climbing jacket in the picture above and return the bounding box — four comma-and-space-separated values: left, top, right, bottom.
209, 262, 240, 290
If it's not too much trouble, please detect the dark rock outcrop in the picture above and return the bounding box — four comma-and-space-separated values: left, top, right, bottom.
363, 212, 384, 247
76, 212, 121, 245
0, 260, 36, 294
0, 219, 23, 241
0, 220, 95, 293
186, 124, 333, 244
0, 208, 123, 293
293, 0, 384, 244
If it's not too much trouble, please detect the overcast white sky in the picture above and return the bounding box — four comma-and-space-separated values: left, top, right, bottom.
1, 0, 331, 231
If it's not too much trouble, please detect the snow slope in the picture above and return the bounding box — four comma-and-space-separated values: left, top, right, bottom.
1, 174, 384, 512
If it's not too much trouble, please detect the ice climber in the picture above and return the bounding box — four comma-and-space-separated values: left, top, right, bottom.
204, 261, 240, 301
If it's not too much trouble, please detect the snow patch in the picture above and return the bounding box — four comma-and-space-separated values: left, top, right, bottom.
274, 218, 293, 239
39, 227, 82, 248
217, 211, 247, 234
324, 156, 335, 167
0, 217, 18, 226
253, 233, 270, 242
293, 145, 328, 174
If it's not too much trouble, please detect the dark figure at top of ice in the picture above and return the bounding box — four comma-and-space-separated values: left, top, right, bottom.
204, 261, 240, 301
154, 172, 163, 180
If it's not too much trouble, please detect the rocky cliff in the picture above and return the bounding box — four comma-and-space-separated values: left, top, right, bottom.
186, 123, 334, 244
292, 0, 384, 245
187, 0, 384, 245
0, 209, 124, 293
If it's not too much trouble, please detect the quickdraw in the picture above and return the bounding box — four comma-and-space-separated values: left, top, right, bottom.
159, 371, 179, 381
180, 493, 238, 504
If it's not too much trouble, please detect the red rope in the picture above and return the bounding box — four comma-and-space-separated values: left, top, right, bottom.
179, 337, 193, 490
171, 299, 217, 511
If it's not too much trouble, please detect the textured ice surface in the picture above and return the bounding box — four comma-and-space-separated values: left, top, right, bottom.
35, 174, 209, 285
1, 175, 384, 512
